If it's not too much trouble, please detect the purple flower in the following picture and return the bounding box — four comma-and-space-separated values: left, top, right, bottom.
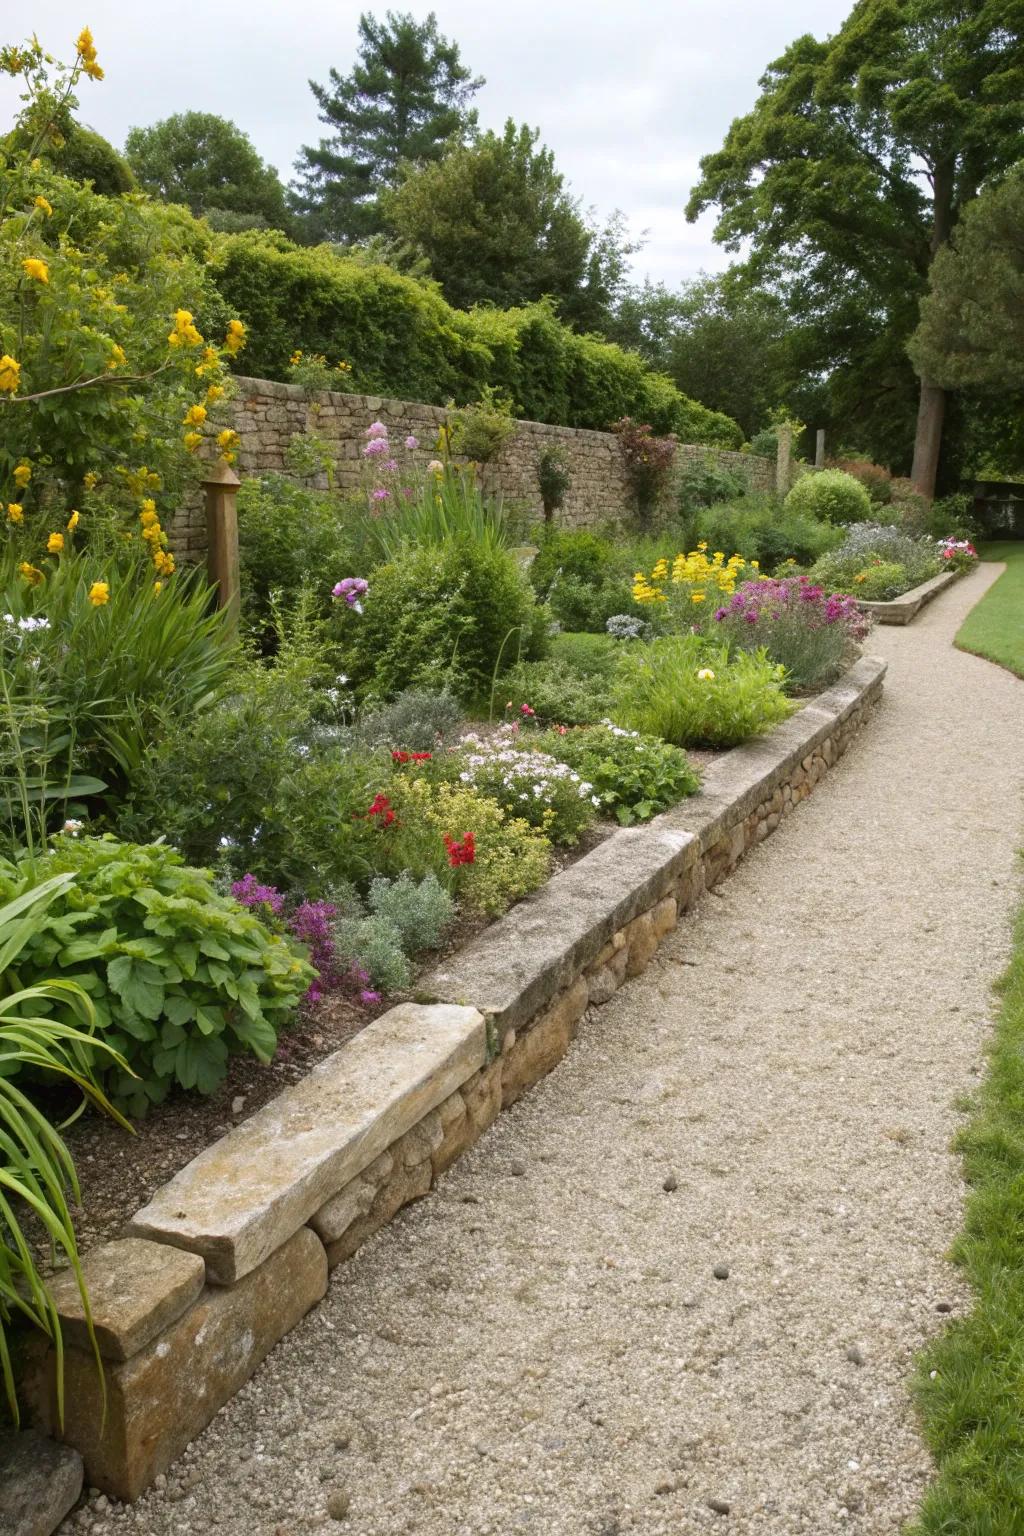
363, 437, 389, 457
370, 487, 391, 503
332, 576, 369, 613
714, 607, 728, 621
405, 435, 418, 450
744, 610, 758, 624
365, 421, 388, 439
381, 458, 399, 473
231, 874, 284, 916
291, 899, 341, 1002
360, 989, 382, 1006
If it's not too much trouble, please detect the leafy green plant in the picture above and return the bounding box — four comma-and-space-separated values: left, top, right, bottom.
539, 722, 700, 824
676, 454, 748, 511
612, 416, 677, 521
680, 495, 843, 572
749, 426, 778, 458
237, 473, 354, 640
614, 637, 793, 748
444, 385, 516, 464
367, 871, 454, 953
384, 776, 551, 916
784, 469, 873, 524
0, 838, 314, 1116
849, 560, 909, 600
350, 464, 510, 564
537, 444, 572, 521
346, 539, 547, 704
453, 728, 597, 845
353, 688, 464, 752
498, 658, 613, 726
0, 873, 131, 1425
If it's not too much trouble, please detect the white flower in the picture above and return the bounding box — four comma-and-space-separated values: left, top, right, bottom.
591, 795, 601, 807
697, 667, 716, 681
62, 818, 83, 836
18, 616, 49, 632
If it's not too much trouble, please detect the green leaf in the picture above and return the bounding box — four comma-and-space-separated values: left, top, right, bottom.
174, 1036, 228, 1094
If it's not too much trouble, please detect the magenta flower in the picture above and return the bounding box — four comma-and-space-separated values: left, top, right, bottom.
231, 874, 284, 916
365, 421, 388, 439
360, 988, 382, 1006
332, 576, 369, 613
363, 437, 389, 457
370, 487, 390, 503
381, 458, 399, 473
405, 434, 418, 449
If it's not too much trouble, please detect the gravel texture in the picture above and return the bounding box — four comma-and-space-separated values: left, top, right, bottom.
65, 563, 1024, 1536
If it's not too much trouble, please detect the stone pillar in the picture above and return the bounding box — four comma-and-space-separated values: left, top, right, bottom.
775, 425, 793, 495
203, 461, 241, 633
815, 429, 826, 468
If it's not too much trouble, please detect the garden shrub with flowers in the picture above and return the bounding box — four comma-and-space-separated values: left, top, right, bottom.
499, 657, 614, 727
614, 637, 794, 749
538, 722, 701, 825
631, 545, 761, 627
454, 728, 599, 845
807, 524, 946, 598
709, 577, 869, 693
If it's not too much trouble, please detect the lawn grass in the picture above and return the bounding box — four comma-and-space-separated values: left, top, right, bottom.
954, 542, 1024, 679
909, 887, 1024, 1533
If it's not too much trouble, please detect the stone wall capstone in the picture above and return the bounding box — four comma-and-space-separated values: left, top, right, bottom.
171, 377, 775, 560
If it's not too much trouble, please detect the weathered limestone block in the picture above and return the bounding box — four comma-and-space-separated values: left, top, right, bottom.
0, 1432, 83, 1536
129, 1003, 485, 1284
586, 942, 630, 1005
309, 1151, 394, 1246
461, 1059, 503, 1136
44, 1239, 205, 1362
500, 986, 583, 1107
324, 1155, 432, 1268
28, 1228, 326, 1501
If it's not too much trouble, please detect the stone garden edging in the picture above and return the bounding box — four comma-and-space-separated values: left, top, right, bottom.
22, 654, 887, 1512
856, 569, 959, 625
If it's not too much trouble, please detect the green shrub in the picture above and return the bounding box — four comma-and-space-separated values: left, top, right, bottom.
530, 529, 616, 593
928, 492, 979, 540
354, 688, 464, 751
850, 560, 910, 600
749, 427, 778, 458
676, 455, 749, 511
0, 837, 313, 1116
808, 525, 941, 597
614, 638, 793, 749
367, 872, 454, 953
784, 469, 873, 524
529, 530, 640, 634
681, 496, 843, 571
539, 723, 700, 824
548, 631, 619, 676
537, 444, 572, 519
238, 473, 353, 637
454, 728, 597, 845
499, 658, 613, 726
832, 458, 893, 505
211, 234, 742, 445
346, 540, 547, 704
335, 913, 411, 992
384, 777, 551, 916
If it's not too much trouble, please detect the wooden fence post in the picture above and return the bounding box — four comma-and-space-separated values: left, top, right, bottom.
202, 461, 241, 633
815, 429, 826, 468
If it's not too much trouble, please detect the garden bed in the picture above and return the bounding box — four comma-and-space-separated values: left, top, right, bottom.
855, 568, 960, 624
23, 654, 886, 1506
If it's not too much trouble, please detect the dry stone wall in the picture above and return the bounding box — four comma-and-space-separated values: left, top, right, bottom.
170, 377, 774, 561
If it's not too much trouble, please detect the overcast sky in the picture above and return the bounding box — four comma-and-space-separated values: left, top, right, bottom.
4, 1, 852, 287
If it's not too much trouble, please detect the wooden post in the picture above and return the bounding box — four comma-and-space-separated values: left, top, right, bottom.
775, 425, 793, 495
815, 429, 826, 468
203, 460, 241, 633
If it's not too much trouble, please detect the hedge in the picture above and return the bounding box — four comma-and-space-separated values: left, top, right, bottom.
210, 232, 742, 448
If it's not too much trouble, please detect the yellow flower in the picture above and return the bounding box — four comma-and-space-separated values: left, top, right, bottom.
33, 195, 53, 217
13, 462, 31, 489
0, 355, 21, 393
206, 383, 224, 403
697, 668, 715, 681
183, 430, 203, 452
139, 499, 159, 526
66, 510, 80, 532
141, 524, 162, 544
47, 532, 64, 554
690, 591, 706, 604
216, 428, 239, 463
183, 403, 207, 427
153, 580, 163, 594
83, 470, 99, 490
88, 580, 110, 606
107, 343, 127, 371
750, 560, 760, 569
289, 350, 303, 366
153, 549, 175, 577
224, 319, 247, 355
19, 562, 43, 586
21, 258, 49, 284
697, 541, 708, 551
167, 309, 202, 348
7, 503, 24, 523
853, 572, 867, 584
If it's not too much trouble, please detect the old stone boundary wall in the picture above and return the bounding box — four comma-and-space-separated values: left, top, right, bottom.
171, 377, 776, 563
23, 656, 886, 1512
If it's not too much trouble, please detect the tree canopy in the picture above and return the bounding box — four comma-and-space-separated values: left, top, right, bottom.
292, 9, 483, 244
124, 112, 288, 228
383, 119, 633, 329
686, 0, 1024, 492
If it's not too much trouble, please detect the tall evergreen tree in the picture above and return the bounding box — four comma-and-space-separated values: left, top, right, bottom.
292, 10, 483, 244
687, 0, 1024, 495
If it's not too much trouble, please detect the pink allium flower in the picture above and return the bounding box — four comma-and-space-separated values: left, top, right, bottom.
405, 435, 419, 449
363, 437, 389, 457
365, 421, 388, 439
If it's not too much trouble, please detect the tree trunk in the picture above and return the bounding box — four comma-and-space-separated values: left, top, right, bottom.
910, 378, 946, 498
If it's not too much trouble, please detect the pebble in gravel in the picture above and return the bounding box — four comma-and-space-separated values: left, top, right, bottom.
663, 1174, 679, 1192
73, 569, 1024, 1536
713, 1263, 730, 1280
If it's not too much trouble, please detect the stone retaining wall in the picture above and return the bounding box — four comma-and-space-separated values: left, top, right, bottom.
170, 377, 775, 563
24, 656, 886, 1507
856, 569, 959, 625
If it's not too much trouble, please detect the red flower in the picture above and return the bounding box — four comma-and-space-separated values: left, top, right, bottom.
391, 750, 432, 763
520, 703, 535, 717
367, 793, 396, 827
412, 751, 433, 761
444, 831, 475, 867
392, 750, 411, 763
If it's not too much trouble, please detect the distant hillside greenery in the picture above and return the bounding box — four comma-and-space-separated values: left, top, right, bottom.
210, 231, 743, 445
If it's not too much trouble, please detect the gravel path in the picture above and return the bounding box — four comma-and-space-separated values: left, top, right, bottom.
69, 564, 1024, 1536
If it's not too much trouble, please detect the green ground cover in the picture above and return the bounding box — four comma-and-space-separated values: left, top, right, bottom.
954, 542, 1024, 679
910, 886, 1024, 1533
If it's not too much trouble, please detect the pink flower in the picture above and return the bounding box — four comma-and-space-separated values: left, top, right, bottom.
365, 421, 388, 439
405, 435, 419, 449
370, 487, 390, 503
360, 988, 382, 1005
363, 438, 389, 457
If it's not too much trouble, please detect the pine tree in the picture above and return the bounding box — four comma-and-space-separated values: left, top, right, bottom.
291, 10, 483, 244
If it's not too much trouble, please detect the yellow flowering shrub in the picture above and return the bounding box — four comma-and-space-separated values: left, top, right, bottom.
0, 29, 247, 545
632, 543, 761, 626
